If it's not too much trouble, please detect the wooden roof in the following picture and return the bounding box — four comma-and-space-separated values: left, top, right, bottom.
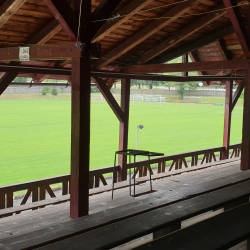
0, 0, 249, 82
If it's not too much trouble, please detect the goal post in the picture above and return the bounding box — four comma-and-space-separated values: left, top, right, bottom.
133, 94, 165, 107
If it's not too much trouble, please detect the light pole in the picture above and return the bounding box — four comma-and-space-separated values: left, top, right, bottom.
137, 125, 144, 160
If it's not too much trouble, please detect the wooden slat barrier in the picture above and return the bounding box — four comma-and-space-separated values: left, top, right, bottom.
133, 143, 241, 177
0, 144, 242, 212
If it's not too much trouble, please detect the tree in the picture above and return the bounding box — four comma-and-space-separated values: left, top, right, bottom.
174, 82, 199, 99
164, 82, 175, 90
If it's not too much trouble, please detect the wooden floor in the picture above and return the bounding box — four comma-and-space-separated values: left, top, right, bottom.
0, 158, 248, 249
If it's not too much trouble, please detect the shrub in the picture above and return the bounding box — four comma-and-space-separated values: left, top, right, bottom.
51, 87, 58, 96
41, 88, 48, 95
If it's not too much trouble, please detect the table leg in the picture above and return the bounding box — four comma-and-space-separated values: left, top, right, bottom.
148, 155, 152, 191
112, 153, 117, 199
134, 155, 136, 197
129, 155, 131, 196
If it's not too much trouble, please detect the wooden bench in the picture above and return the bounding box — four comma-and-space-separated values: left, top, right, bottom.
133, 202, 250, 250
0, 158, 238, 218
0, 168, 249, 250
33, 180, 250, 250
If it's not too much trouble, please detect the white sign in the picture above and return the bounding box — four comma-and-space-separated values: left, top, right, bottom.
19, 47, 30, 61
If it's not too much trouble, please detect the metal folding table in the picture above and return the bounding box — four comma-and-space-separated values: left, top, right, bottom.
112, 149, 164, 199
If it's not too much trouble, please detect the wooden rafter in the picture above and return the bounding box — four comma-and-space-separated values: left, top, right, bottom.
0, 0, 26, 29
43, 0, 78, 41
91, 0, 123, 37
147, 25, 235, 64
92, 0, 154, 43
28, 19, 61, 45
223, 0, 250, 58
134, 4, 227, 65
92, 0, 197, 69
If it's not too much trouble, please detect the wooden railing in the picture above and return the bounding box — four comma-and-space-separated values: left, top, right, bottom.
131, 143, 241, 177
0, 144, 241, 210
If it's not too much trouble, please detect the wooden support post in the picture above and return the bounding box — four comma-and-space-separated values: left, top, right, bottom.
70, 56, 91, 218
118, 78, 130, 181
222, 80, 233, 160
241, 69, 250, 170
182, 54, 188, 77
153, 221, 181, 240
70, 0, 91, 219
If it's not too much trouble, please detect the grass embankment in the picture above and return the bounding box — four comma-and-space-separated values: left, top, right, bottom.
0, 98, 243, 186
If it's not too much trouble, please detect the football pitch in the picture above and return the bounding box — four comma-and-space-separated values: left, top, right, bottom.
0, 99, 243, 186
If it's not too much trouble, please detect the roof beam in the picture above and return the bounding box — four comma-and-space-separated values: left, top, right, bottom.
91, 71, 244, 82
92, 0, 154, 43
28, 19, 62, 45
43, 0, 78, 41
0, 0, 26, 29
223, 0, 250, 58
134, 4, 227, 65
215, 39, 231, 60
0, 64, 71, 76
0, 64, 244, 82
93, 77, 124, 122
92, 0, 197, 69
147, 25, 235, 64
91, 0, 123, 37
0, 43, 81, 62
123, 60, 249, 74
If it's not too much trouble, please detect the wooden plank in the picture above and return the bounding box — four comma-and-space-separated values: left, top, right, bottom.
92, 0, 154, 43
222, 80, 233, 160
147, 25, 235, 64
118, 78, 130, 181
241, 69, 250, 170
133, 4, 226, 65
8, 179, 250, 250
0, 0, 27, 30
133, 202, 250, 250
92, 0, 197, 69
93, 77, 124, 122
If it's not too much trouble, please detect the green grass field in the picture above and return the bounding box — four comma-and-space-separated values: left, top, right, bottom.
0, 98, 243, 186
